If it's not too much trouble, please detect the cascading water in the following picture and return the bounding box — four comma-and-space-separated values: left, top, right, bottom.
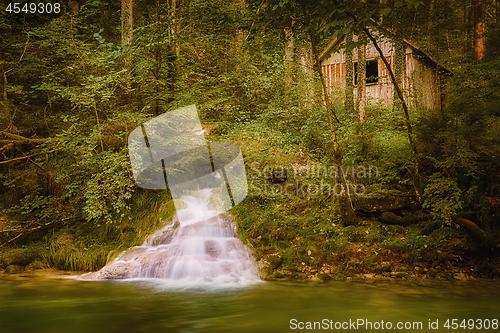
79, 189, 260, 287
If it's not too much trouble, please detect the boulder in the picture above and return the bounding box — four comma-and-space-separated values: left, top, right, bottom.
5, 265, 24, 274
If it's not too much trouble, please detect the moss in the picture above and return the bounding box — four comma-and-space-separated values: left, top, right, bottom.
26, 260, 49, 270
317, 273, 332, 281
5, 264, 24, 274
0, 246, 46, 269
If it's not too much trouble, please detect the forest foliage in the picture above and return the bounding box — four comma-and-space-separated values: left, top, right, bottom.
0, 0, 499, 272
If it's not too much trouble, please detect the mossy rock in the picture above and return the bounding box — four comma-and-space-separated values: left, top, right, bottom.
266, 255, 283, 269
5, 264, 24, 274
26, 260, 49, 270
332, 274, 347, 281
0, 247, 43, 268
380, 212, 405, 225
273, 272, 285, 279
356, 192, 410, 213
317, 273, 332, 281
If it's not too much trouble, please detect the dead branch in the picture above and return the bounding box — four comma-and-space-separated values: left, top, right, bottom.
1, 217, 73, 247
0, 147, 64, 164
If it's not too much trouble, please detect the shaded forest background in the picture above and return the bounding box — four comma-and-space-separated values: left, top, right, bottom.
1, 0, 500, 278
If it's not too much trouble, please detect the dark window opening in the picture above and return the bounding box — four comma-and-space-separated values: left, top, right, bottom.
354, 60, 379, 85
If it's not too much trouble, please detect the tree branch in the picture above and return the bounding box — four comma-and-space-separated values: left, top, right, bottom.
0, 147, 64, 165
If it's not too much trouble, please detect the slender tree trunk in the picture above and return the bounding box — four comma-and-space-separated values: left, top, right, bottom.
362, 27, 422, 204
428, 0, 434, 25
2, 70, 7, 105
310, 33, 357, 226
345, 32, 355, 113
393, 37, 406, 110
121, 0, 134, 54
298, 36, 316, 109
356, 39, 366, 122
284, 25, 295, 105
121, 0, 134, 102
473, 0, 486, 61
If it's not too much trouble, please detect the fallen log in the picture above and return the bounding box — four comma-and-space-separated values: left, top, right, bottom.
455, 217, 488, 240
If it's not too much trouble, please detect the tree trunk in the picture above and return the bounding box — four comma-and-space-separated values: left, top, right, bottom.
121, 0, 134, 102
345, 32, 355, 114
2, 70, 8, 113
362, 27, 422, 204
473, 0, 486, 61
284, 26, 295, 105
428, 0, 434, 25
356, 39, 366, 122
310, 33, 357, 226
298, 36, 316, 109
393, 37, 406, 110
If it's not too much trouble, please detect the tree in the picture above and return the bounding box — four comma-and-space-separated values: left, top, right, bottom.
356, 36, 366, 122
473, 0, 486, 61
344, 32, 355, 114
121, 0, 134, 102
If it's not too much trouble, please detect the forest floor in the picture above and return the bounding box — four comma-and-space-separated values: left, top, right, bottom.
1, 115, 499, 281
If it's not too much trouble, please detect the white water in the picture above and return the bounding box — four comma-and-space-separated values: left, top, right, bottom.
80, 189, 260, 287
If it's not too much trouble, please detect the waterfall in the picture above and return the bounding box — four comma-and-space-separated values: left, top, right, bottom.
79, 189, 260, 287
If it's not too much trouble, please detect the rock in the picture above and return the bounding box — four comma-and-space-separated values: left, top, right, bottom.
421, 220, 442, 235
5, 265, 24, 274
382, 272, 391, 277
381, 263, 392, 271
0, 249, 39, 268
408, 210, 429, 223
390, 271, 407, 278
453, 273, 467, 281
256, 259, 271, 276
266, 255, 282, 269
380, 212, 404, 225
310, 276, 322, 282
273, 272, 285, 279
355, 193, 410, 213
80, 261, 141, 280
317, 273, 332, 281
363, 273, 375, 279
428, 268, 438, 277
26, 261, 48, 270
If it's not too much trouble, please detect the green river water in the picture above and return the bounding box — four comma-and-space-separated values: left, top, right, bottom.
1, 274, 499, 333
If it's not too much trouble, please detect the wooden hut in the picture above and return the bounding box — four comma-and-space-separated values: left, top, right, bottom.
317, 32, 452, 111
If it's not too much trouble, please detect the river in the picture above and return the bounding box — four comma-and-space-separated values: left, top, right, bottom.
1, 274, 499, 332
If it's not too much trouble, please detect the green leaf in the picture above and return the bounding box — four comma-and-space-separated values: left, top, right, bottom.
380, 8, 391, 16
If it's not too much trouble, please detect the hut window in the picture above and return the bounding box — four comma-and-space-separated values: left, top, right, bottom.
354, 60, 379, 85
366, 60, 379, 84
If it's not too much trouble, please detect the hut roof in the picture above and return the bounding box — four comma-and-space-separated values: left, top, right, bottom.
315, 24, 452, 75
